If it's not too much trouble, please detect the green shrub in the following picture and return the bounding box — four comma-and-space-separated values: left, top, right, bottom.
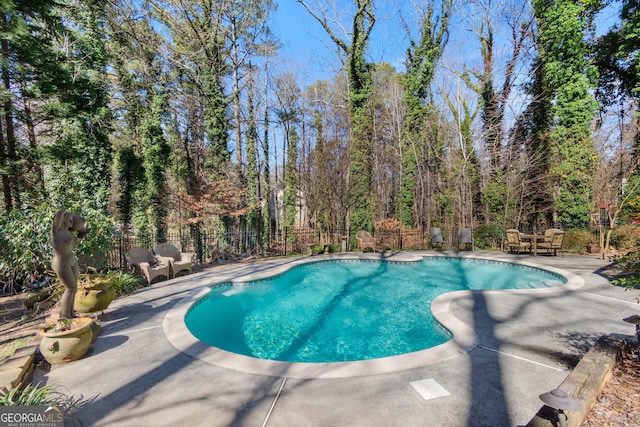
474, 224, 503, 249
562, 229, 596, 252
610, 225, 640, 250
109, 271, 144, 296
327, 244, 340, 253
1, 382, 74, 407
80, 270, 144, 297
0, 204, 115, 290
0, 383, 83, 424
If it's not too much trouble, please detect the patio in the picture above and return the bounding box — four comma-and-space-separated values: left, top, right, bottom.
35, 251, 639, 426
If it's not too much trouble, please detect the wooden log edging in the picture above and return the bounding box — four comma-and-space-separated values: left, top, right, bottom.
526, 335, 624, 427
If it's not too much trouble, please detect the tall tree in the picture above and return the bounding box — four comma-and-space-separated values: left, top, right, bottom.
141, 91, 171, 241
245, 72, 263, 248
152, 0, 231, 179
283, 126, 299, 228
595, 0, 640, 147
444, 86, 480, 228
106, 0, 167, 232
304, 75, 350, 233
0, 0, 113, 213
461, 0, 531, 225
64, 0, 113, 213
1, 0, 63, 210
225, 0, 275, 173
272, 72, 300, 234
297, 0, 376, 234
532, 0, 602, 226
370, 63, 403, 221
400, 0, 452, 227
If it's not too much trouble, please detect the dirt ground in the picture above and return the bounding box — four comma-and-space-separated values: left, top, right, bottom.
0, 292, 50, 354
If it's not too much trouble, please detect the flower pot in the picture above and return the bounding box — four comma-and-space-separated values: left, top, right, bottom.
74, 282, 115, 313
39, 317, 94, 364
586, 244, 601, 254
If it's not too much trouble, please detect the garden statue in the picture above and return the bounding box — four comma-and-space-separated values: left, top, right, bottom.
51, 210, 89, 319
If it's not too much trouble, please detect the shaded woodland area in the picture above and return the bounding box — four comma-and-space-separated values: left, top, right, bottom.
1, 0, 640, 260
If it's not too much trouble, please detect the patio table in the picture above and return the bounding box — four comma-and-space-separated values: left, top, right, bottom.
521, 234, 546, 256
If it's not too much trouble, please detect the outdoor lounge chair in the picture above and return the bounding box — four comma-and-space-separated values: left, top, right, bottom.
154, 243, 194, 277
125, 247, 170, 285
430, 227, 445, 250
506, 229, 531, 254
537, 230, 565, 257
457, 228, 474, 251
355, 230, 376, 251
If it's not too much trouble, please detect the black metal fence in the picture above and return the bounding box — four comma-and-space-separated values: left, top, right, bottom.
106, 226, 440, 269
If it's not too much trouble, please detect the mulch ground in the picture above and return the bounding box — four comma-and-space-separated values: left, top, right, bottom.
580, 344, 640, 426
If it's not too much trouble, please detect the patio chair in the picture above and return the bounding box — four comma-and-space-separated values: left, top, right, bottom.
537, 230, 565, 257
430, 227, 445, 250
506, 229, 531, 254
355, 230, 376, 251
154, 243, 194, 278
457, 228, 474, 251
542, 228, 562, 243
125, 247, 170, 285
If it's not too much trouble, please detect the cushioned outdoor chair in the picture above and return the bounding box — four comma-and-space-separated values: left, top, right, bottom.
537, 230, 565, 257
542, 228, 558, 242
154, 243, 194, 278
355, 230, 376, 251
457, 228, 474, 251
125, 247, 170, 285
506, 229, 531, 254
430, 227, 445, 250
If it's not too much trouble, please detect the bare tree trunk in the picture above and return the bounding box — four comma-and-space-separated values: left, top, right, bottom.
0, 117, 12, 211
21, 81, 46, 197
1, 38, 18, 209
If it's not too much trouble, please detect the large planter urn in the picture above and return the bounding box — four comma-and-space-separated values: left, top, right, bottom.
39, 317, 94, 364
74, 282, 115, 313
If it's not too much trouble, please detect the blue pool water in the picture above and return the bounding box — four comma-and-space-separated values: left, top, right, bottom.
185, 257, 565, 363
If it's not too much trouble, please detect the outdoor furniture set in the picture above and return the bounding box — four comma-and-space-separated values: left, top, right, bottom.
506, 228, 565, 256
125, 244, 195, 285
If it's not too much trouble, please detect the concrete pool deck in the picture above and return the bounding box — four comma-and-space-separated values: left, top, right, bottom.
35, 251, 639, 426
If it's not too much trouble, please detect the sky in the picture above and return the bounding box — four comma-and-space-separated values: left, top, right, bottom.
269, 0, 623, 86
271, 0, 413, 82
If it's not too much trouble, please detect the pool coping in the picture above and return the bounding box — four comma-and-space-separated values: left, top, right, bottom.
162, 252, 584, 379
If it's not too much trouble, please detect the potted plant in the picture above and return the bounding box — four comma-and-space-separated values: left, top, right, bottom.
39, 317, 94, 364
586, 242, 601, 253
74, 272, 116, 313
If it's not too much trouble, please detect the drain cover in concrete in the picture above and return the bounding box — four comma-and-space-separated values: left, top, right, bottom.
410, 378, 451, 401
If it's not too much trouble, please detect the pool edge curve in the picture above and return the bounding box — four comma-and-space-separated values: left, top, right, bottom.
163, 252, 584, 379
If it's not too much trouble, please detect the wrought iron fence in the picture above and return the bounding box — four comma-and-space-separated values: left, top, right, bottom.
106, 226, 436, 270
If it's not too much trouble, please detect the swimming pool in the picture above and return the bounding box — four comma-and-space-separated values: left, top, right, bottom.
184, 257, 565, 364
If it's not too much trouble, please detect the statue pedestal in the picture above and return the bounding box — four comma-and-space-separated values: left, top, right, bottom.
44, 307, 62, 328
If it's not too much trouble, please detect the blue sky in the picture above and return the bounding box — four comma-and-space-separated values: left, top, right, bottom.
270, 0, 623, 86
271, 0, 411, 81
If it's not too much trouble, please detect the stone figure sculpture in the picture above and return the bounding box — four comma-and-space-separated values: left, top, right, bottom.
51, 210, 89, 319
